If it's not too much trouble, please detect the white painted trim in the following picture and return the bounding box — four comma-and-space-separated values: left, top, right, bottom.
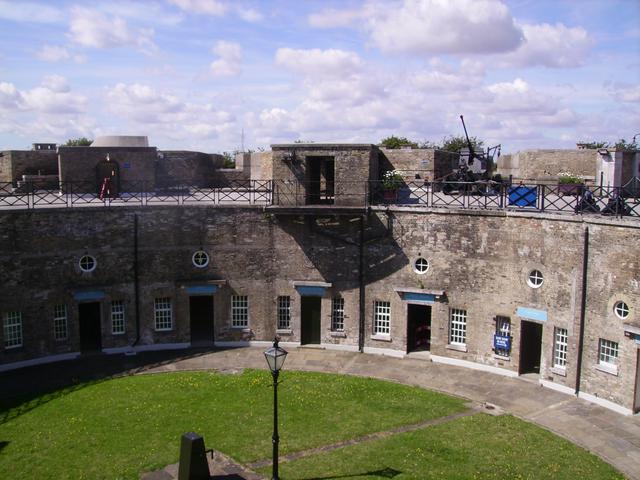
578, 391, 633, 416
292, 281, 332, 287
214, 340, 276, 348
132, 342, 191, 352
102, 346, 136, 355
363, 346, 405, 358
0, 352, 80, 372
540, 379, 575, 396
321, 343, 359, 352
430, 354, 518, 378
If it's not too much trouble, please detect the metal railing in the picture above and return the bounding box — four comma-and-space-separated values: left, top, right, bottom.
1, 178, 638, 218
0, 180, 273, 210
369, 180, 640, 218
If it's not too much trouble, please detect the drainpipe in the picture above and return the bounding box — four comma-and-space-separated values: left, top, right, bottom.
575, 226, 589, 395
132, 213, 141, 347
358, 215, 365, 353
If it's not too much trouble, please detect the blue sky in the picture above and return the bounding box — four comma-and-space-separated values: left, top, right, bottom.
0, 0, 638, 153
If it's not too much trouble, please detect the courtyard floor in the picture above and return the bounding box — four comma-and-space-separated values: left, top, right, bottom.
1, 346, 639, 479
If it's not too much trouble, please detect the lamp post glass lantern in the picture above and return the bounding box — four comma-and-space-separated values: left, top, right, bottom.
264, 338, 288, 480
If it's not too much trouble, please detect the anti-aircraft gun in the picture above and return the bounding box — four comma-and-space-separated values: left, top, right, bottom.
441, 115, 503, 194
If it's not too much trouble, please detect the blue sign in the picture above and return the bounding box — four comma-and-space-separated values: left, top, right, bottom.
516, 307, 548, 322
295, 286, 326, 297
123, 162, 131, 169
403, 292, 436, 303
494, 334, 511, 351
185, 285, 218, 295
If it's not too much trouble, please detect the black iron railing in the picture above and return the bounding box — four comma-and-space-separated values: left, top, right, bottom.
1, 178, 638, 218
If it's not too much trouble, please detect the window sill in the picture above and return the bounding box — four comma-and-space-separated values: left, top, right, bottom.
371, 334, 391, 342
595, 363, 618, 376
446, 343, 467, 353
155, 328, 173, 332
276, 329, 292, 335
551, 367, 567, 377
493, 354, 510, 361
330, 331, 347, 338
231, 327, 251, 332
112, 332, 125, 336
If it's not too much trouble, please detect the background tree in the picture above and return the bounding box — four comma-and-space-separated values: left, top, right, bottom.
613, 138, 638, 151
379, 135, 418, 149
64, 137, 92, 146
576, 141, 609, 149
440, 135, 484, 153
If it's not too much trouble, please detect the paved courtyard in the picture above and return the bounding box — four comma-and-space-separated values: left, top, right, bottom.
2, 346, 639, 479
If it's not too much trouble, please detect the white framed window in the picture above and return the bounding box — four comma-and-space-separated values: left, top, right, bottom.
599, 339, 618, 367
232, 295, 249, 328
331, 297, 345, 331
553, 327, 568, 369
79, 255, 96, 273
494, 316, 510, 357
527, 270, 544, 288
53, 304, 68, 340
449, 308, 467, 345
414, 257, 429, 274
192, 250, 209, 268
614, 301, 629, 320
154, 297, 173, 331
277, 296, 290, 330
4, 311, 23, 349
373, 301, 390, 335
111, 300, 126, 335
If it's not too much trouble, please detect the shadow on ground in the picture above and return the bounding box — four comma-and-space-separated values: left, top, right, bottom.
302, 467, 402, 479
0, 347, 222, 422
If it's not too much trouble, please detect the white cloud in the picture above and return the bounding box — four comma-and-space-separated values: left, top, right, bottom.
168, 0, 227, 15
36, 45, 70, 62
0, 1, 64, 23
0, 78, 86, 114
210, 41, 243, 77
309, 0, 524, 55
275, 48, 363, 77
68, 6, 157, 54
236, 6, 263, 22
499, 23, 593, 68
611, 85, 640, 103
106, 83, 183, 122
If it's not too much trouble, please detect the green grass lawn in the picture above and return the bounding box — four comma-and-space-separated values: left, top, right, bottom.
265, 414, 624, 480
0, 370, 465, 479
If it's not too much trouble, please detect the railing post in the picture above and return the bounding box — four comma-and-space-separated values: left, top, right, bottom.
539, 184, 544, 212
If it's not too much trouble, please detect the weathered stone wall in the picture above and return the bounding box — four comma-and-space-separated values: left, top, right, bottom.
1, 205, 638, 411
249, 151, 273, 180
272, 144, 377, 206
58, 146, 157, 188
0, 150, 58, 183
158, 151, 223, 186
379, 148, 458, 181
497, 149, 598, 181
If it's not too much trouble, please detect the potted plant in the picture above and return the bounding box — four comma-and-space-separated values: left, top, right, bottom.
382, 170, 403, 201
557, 172, 584, 196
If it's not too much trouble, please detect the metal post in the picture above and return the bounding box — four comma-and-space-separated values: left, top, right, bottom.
271, 369, 280, 480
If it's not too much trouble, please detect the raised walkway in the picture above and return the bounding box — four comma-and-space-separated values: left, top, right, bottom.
2, 346, 639, 479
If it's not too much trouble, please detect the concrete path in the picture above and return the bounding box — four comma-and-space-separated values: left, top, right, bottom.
1, 346, 639, 479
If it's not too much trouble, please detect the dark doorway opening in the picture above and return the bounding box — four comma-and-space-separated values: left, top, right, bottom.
95, 158, 120, 198
79, 302, 102, 353
519, 320, 543, 374
190, 296, 214, 345
407, 304, 431, 353
306, 156, 335, 205
301, 296, 321, 345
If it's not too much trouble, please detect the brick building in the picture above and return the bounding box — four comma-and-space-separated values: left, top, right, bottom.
1, 143, 639, 416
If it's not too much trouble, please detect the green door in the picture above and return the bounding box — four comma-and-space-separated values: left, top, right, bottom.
301, 297, 321, 344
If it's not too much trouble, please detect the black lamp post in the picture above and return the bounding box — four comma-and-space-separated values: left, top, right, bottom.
264, 337, 288, 480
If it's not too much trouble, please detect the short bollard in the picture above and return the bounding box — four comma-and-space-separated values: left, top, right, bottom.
178, 432, 210, 480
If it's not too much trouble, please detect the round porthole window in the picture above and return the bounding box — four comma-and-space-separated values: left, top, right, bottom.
79, 255, 96, 273
527, 270, 543, 288
192, 250, 209, 268
614, 301, 629, 320
414, 257, 429, 274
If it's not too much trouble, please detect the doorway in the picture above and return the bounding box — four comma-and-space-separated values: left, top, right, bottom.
301, 296, 321, 344
190, 296, 214, 345
306, 156, 335, 205
634, 350, 640, 414
519, 320, 543, 374
95, 158, 120, 197
79, 302, 102, 353
407, 304, 431, 353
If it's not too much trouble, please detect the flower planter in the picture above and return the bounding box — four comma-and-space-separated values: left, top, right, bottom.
383, 190, 398, 202
558, 184, 583, 196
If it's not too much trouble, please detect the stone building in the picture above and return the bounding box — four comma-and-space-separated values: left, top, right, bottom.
1, 143, 639, 417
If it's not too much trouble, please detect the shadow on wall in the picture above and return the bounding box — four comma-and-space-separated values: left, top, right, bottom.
275, 212, 409, 289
